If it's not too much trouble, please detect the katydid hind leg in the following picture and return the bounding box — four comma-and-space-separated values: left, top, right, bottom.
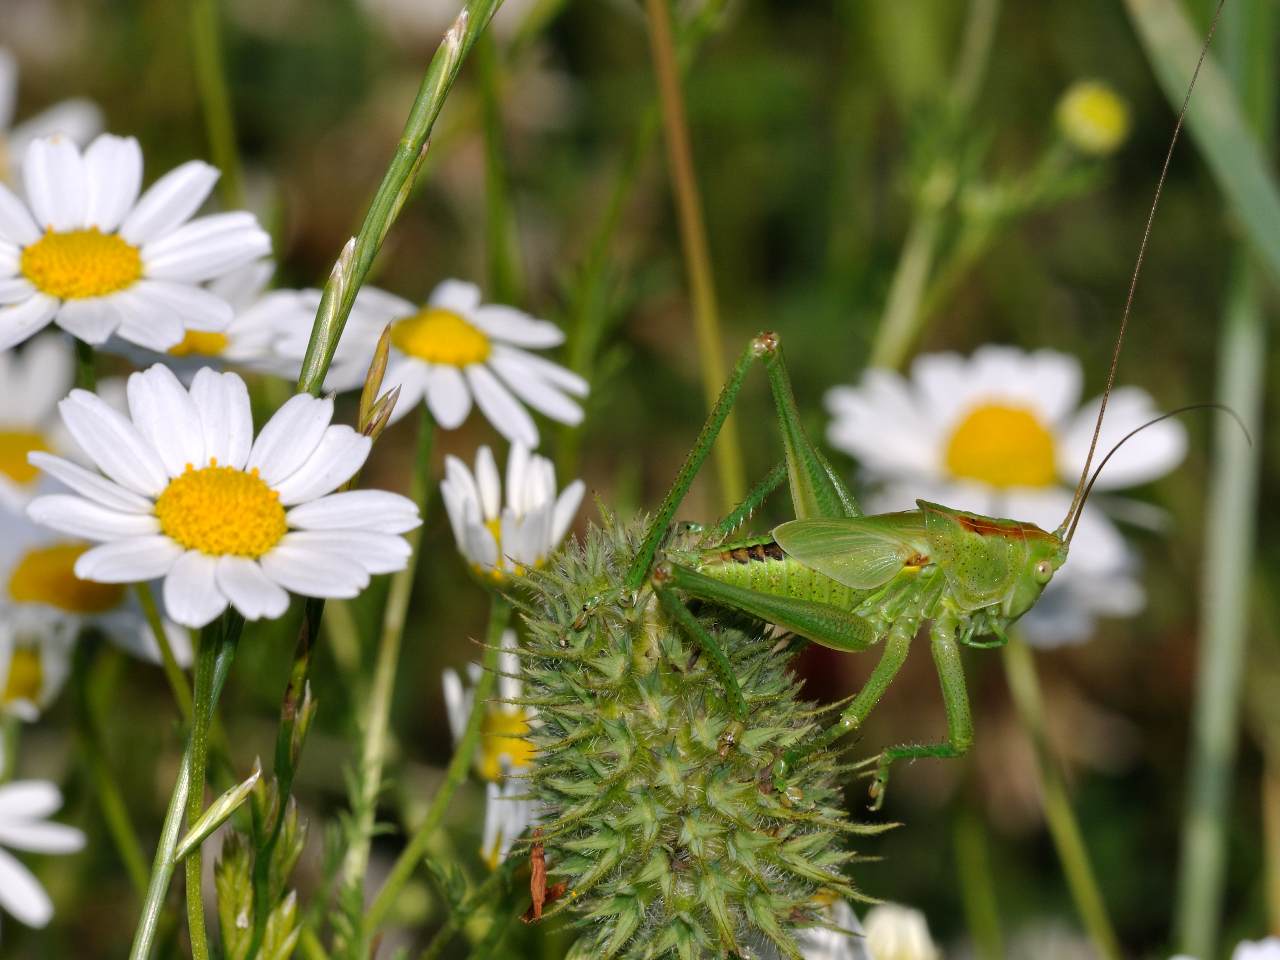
655, 584, 748, 723
868, 615, 974, 811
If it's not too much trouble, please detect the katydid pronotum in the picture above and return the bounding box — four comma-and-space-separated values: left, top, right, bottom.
576, 6, 1231, 811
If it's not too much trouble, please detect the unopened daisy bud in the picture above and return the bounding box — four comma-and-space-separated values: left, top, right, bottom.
361, 385, 401, 443
387, 142, 430, 236
359, 324, 393, 429
863, 904, 939, 960
1056, 80, 1130, 155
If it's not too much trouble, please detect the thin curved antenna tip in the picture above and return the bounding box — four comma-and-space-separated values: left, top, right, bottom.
1063, 402, 1249, 545
1059, 0, 1229, 535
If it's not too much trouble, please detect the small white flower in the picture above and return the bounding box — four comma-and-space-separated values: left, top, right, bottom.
0, 48, 102, 183
480, 768, 537, 870
106, 259, 315, 380
862, 904, 939, 960
0, 334, 74, 508
0, 501, 191, 696
0, 132, 271, 353
441, 443, 583, 582
797, 899, 870, 960
825, 346, 1187, 645
279, 280, 588, 448
0, 617, 73, 722
0, 779, 85, 929
25, 364, 421, 629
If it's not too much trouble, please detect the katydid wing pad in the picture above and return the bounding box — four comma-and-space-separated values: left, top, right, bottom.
772, 512, 929, 590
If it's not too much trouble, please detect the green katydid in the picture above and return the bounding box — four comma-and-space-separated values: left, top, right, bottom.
585, 5, 1230, 811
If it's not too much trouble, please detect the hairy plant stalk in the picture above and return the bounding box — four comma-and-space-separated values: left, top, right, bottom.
1003, 636, 1121, 960
1173, 2, 1273, 953
137, 583, 194, 721
366, 592, 512, 934
644, 0, 745, 510
339, 410, 435, 914
190, 0, 243, 208
130, 618, 241, 960
296, 0, 506, 395
866, 0, 1000, 371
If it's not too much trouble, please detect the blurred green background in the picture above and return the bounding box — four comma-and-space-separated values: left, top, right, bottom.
3, 0, 1277, 956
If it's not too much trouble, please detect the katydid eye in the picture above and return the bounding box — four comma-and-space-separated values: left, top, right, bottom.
1034, 560, 1053, 583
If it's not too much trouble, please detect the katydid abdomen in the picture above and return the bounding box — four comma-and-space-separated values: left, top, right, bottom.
693, 536, 868, 612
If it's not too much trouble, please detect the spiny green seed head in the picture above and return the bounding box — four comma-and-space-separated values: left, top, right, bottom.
518, 516, 881, 960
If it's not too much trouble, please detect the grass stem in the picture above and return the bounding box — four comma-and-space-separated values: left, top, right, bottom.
190, 0, 244, 208
136, 584, 193, 722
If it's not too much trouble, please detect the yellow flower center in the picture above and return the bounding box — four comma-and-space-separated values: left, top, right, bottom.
2, 646, 43, 707
1057, 81, 1130, 156
20, 228, 144, 300
476, 708, 533, 782
0, 429, 50, 486
944, 403, 1057, 489
168, 330, 231, 357
155, 461, 287, 558
8, 542, 125, 614
391, 308, 491, 366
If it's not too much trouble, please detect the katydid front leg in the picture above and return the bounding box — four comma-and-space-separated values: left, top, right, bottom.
867, 611, 974, 811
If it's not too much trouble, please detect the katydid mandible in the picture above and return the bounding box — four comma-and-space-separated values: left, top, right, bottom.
581, 6, 1227, 809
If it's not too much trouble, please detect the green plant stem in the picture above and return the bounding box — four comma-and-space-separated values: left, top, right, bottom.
0, 716, 17, 781
296, 0, 506, 395
184, 623, 228, 960
644, 0, 744, 510
341, 409, 436, 926
953, 802, 1003, 960
136, 584, 193, 722
367, 591, 513, 933
130, 618, 240, 960
476, 32, 523, 305
77, 647, 149, 898
1172, 4, 1273, 955
418, 854, 519, 960
866, 0, 999, 371
1003, 636, 1121, 960
190, 0, 243, 208
1266, 757, 1280, 935
74, 337, 96, 390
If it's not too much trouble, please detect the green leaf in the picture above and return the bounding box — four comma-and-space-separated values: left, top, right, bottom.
176, 758, 262, 862
1124, 0, 1280, 284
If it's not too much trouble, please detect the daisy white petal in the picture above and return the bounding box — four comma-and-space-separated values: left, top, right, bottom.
442, 668, 469, 742
24, 135, 87, 232
246, 393, 334, 486
127, 364, 206, 476
74, 536, 183, 582
0, 782, 63, 820
83, 134, 142, 232
1060, 386, 1187, 490
128, 279, 233, 332
471, 304, 565, 347
280, 530, 412, 575
14, 334, 74, 423
118, 159, 219, 245
273, 426, 371, 506
0, 49, 14, 132
0, 276, 35, 304
26, 453, 153, 513
0, 295, 59, 352
0, 181, 40, 246
475, 445, 501, 519
27, 494, 160, 541
419, 364, 472, 428
551, 480, 585, 544
207, 258, 273, 308
258, 545, 368, 599
54, 295, 125, 343
466, 365, 538, 447
0, 846, 53, 927
141, 212, 270, 282
7, 99, 102, 158
163, 550, 228, 628
188, 369, 253, 470
285, 490, 421, 534
490, 352, 584, 425
215, 556, 290, 621
428, 278, 482, 314
491, 343, 588, 396
109, 287, 184, 351
0, 819, 86, 855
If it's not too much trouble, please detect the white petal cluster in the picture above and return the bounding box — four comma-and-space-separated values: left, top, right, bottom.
278, 279, 589, 447
826, 346, 1186, 646
0, 133, 270, 352
442, 443, 583, 581
0, 780, 85, 929
862, 903, 940, 960
26, 364, 420, 628
0, 334, 74, 507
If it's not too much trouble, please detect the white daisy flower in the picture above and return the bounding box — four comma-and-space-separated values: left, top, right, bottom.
795, 899, 870, 960
279, 280, 588, 448
0, 779, 85, 929
24, 364, 420, 629
825, 346, 1186, 645
0, 48, 102, 183
0, 500, 192, 683
862, 904, 940, 960
105, 259, 315, 381
0, 617, 73, 722
442, 629, 534, 782
0, 132, 271, 353
441, 443, 583, 582
0, 334, 74, 508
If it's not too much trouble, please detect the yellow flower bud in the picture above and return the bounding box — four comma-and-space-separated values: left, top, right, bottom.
1057, 80, 1131, 155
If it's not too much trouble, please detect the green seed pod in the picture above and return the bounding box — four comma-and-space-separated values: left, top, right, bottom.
518, 517, 885, 960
